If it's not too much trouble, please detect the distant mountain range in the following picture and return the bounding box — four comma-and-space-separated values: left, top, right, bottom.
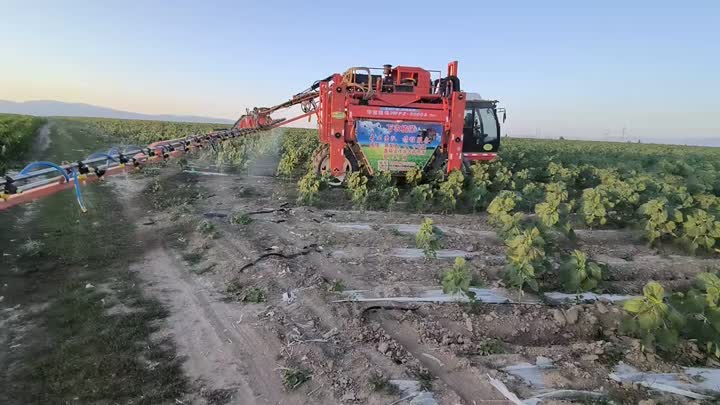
0, 100, 234, 124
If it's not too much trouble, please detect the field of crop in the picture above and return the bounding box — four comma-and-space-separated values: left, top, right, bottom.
4, 121, 720, 404
0, 114, 46, 174
68, 116, 230, 144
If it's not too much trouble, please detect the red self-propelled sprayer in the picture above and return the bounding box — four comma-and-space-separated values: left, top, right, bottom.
0, 61, 504, 211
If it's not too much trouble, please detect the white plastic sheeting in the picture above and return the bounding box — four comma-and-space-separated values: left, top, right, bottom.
610, 363, 720, 400
336, 288, 541, 304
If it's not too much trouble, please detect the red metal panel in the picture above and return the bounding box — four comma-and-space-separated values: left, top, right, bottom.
446, 92, 466, 172
348, 105, 446, 123
328, 74, 347, 175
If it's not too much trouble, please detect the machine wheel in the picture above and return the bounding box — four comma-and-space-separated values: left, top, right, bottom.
311, 144, 358, 185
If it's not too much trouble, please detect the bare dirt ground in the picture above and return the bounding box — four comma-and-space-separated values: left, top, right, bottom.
5, 123, 717, 404
120, 150, 720, 404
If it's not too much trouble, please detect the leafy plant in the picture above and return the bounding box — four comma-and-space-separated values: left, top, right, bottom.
230, 213, 253, 225
622, 281, 684, 353
0, 115, 46, 175
328, 280, 345, 292
503, 227, 546, 292
559, 250, 603, 292
276, 129, 320, 177
441, 257, 473, 299
669, 273, 720, 359
680, 209, 720, 253
241, 287, 267, 303
487, 191, 524, 238
638, 198, 682, 244
465, 164, 492, 211
281, 366, 312, 390
581, 187, 609, 227
297, 171, 321, 205
517, 182, 544, 211
416, 218, 440, 260
535, 182, 574, 236
436, 169, 464, 213
487, 160, 514, 191
409, 184, 435, 212
367, 171, 399, 210
405, 167, 423, 186
346, 172, 368, 209
547, 162, 577, 184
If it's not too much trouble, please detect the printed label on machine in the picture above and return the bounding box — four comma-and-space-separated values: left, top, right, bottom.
355, 120, 442, 172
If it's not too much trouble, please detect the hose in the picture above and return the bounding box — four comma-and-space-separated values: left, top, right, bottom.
19, 161, 86, 212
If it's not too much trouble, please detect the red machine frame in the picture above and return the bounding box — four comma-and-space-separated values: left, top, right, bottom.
236, 61, 490, 177
1, 60, 500, 212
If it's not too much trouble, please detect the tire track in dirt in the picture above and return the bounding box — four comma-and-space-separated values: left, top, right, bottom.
135, 245, 317, 404
366, 309, 510, 404
197, 174, 513, 403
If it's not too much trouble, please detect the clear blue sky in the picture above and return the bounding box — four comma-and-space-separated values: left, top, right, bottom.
1, 0, 718, 142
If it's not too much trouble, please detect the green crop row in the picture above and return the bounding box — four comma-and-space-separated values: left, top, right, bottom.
0, 114, 46, 175
69, 117, 229, 145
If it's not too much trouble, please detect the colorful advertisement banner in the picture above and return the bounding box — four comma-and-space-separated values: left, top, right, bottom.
356, 120, 442, 173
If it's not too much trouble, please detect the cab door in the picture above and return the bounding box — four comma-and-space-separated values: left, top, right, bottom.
462, 105, 500, 153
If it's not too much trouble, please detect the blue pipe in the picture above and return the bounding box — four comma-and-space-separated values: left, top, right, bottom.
20, 161, 69, 181
20, 161, 86, 212
70, 168, 87, 213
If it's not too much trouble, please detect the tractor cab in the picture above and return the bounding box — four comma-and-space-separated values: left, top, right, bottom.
462, 93, 502, 160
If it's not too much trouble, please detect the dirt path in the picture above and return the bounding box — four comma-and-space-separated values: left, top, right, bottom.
7, 124, 715, 404
128, 158, 720, 405
135, 246, 318, 404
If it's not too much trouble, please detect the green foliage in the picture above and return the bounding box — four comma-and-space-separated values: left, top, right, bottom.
409, 184, 435, 212
416, 218, 440, 260
328, 280, 345, 292
75, 116, 227, 144
297, 171, 321, 205
581, 187, 609, 227
639, 198, 681, 244
436, 170, 464, 213
622, 282, 684, 353
281, 367, 312, 390
535, 182, 573, 236
241, 287, 267, 303
547, 162, 577, 184
0, 114, 46, 174
517, 182, 544, 211
346, 172, 369, 209
441, 257, 473, 298
230, 213, 253, 225
276, 129, 319, 177
503, 227, 545, 292
620, 276, 720, 360
559, 250, 603, 292
670, 282, 720, 359
405, 167, 423, 186
488, 191, 524, 238
680, 209, 720, 253
465, 164, 492, 211
367, 171, 399, 210
487, 159, 514, 191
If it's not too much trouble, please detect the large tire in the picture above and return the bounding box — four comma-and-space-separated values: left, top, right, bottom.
311, 144, 358, 184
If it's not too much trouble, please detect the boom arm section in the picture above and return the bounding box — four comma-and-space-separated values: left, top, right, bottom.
0, 122, 282, 212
